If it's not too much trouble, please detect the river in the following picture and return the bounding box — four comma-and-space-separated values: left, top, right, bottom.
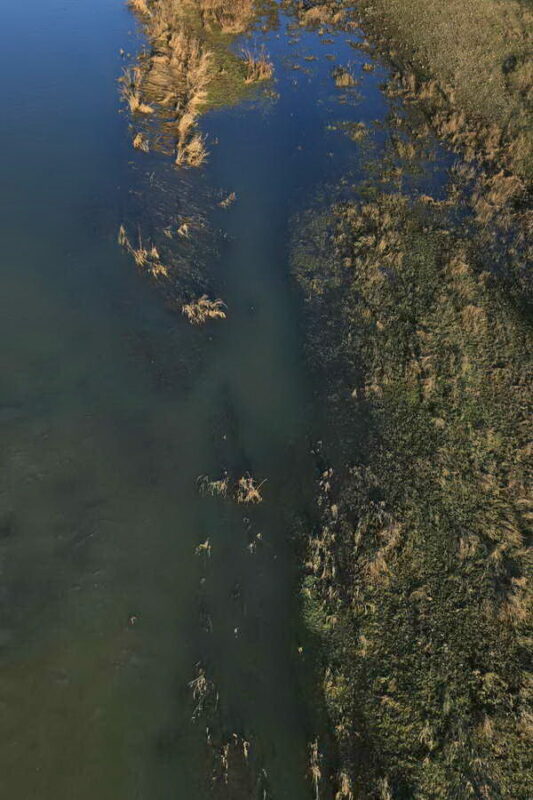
0, 1, 453, 797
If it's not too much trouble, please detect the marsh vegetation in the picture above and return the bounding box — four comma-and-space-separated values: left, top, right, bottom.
111, 2, 532, 799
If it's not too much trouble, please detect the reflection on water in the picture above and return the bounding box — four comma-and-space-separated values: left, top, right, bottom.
0, 1, 453, 798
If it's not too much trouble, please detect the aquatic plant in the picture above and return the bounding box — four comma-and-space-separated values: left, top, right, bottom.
241, 46, 274, 83
182, 295, 227, 324
219, 191, 237, 208
331, 66, 358, 88
132, 131, 150, 151
236, 475, 265, 504
117, 225, 169, 278
125, 0, 273, 167
198, 473, 230, 497
308, 739, 322, 799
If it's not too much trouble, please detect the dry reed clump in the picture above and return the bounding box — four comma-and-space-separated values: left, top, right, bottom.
241, 47, 274, 83
189, 663, 218, 719
117, 225, 169, 278
309, 740, 322, 799
127, 0, 151, 17
132, 131, 150, 151
125, 0, 268, 167
295, 3, 346, 28
335, 770, 354, 800
195, 538, 212, 557
181, 295, 227, 324
200, 0, 255, 34
219, 191, 237, 208
332, 66, 358, 87
236, 475, 265, 504
198, 473, 230, 497
198, 473, 266, 503
120, 67, 154, 114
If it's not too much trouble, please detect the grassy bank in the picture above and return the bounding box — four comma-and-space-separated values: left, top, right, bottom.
358, 0, 533, 182
289, 0, 532, 189
293, 190, 532, 798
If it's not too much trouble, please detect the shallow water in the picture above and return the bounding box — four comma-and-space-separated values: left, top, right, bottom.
0, 2, 454, 797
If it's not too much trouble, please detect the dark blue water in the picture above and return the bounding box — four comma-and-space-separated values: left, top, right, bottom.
0, 2, 454, 797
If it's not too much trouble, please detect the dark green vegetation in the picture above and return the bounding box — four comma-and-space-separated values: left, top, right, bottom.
284, 4, 532, 795
293, 189, 532, 797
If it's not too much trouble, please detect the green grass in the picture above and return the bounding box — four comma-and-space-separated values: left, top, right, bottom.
292, 191, 532, 799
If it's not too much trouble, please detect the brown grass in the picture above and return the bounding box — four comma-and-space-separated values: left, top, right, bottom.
200, 0, 256, 34
127, 0, 151, 17
241, 46, 274, 83
332, 66, 358, 87
132, 132, 150, 151
181, 295, 227, 324
125, 0, 266, 167
117, 225, 169, 278
236, 475, 265, 504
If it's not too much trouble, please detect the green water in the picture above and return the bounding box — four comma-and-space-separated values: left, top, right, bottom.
0, 1, 453, 797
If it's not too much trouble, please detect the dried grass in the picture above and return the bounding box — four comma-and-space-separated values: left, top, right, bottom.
241, 46, 274, 83
182, 295, 227, 324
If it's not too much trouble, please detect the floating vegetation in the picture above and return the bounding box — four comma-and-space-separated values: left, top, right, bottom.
119, 67, 154, 114
182, 295, 227, 325
340, 121, 367, 142
236, 474, 265, 504
335, 771, 353, 800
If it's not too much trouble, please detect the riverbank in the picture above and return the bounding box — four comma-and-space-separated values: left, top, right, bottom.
293, 180, 532, 796
289, 3, 533, 792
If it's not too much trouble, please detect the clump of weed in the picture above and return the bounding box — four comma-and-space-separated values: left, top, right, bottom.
219, 191, 237, 208
120, 67, 154, 114
236, 475, 265, 504
132, 131, 150, 151
198, 473, 266, 503
198, 473, 230, 497
182, 295, 227, 324
332, 66, 358, 88
118, 225, 169, 278
241, 46, 274, 83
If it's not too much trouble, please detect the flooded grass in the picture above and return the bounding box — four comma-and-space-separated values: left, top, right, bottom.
292, 184, 532, 797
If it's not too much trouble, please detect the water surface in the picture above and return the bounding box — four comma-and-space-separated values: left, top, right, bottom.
0, 2, 453, 797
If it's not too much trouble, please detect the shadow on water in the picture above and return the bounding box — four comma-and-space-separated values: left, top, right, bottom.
0, 1, 456, 798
